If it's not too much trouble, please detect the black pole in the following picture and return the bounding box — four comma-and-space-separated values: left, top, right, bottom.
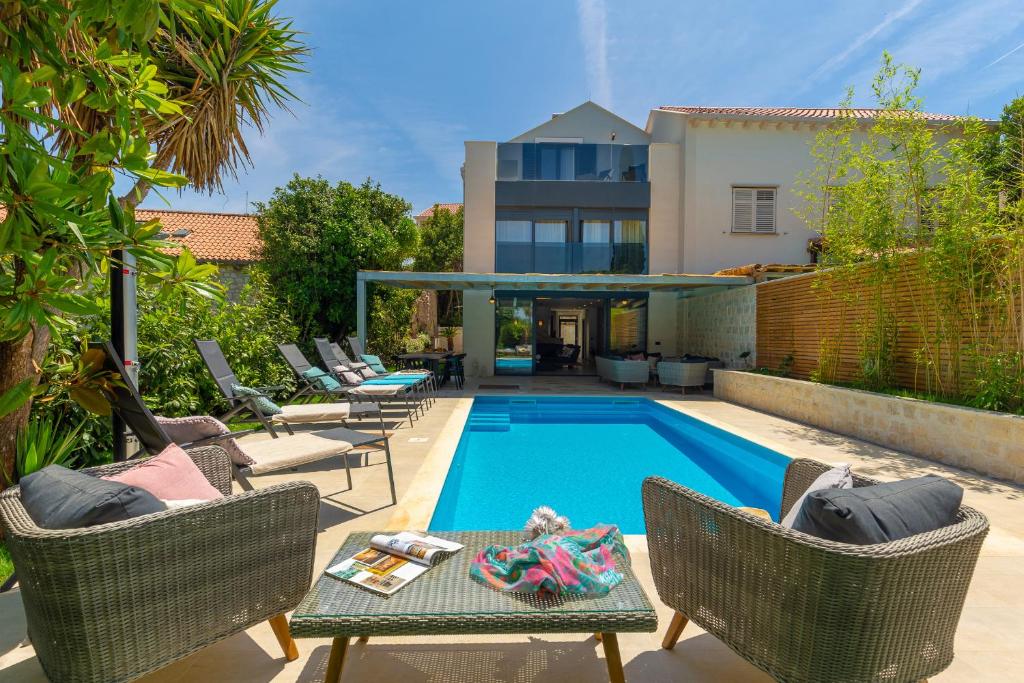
110, 249, 127, 462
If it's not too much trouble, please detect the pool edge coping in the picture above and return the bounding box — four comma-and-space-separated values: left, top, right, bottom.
385, 397, 474, 531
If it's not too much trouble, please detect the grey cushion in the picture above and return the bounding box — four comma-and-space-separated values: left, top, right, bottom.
19, 465, 166, 529
781, 463, 853, 528
791, 475, 963, 545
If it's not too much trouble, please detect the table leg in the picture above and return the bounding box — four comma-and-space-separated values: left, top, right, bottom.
324, 636, 350, 683
599, 632, 625, 683
358, 635, 369, 643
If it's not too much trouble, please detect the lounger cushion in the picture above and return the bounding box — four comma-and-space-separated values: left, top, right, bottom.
270, 402, 352, 424
359, 354, 388, 373
239, 432, 354, 474
302, 367, 342, 392
20, 465, 166, 529
104, 443, 223, 502
349, 384, 404, 396
792, 475, 964, 544
230, 384, 282, 415
333, 365, 364, 385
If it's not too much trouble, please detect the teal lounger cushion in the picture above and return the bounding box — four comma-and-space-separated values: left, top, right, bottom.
302, 367, 342, 392
359, 354, 388, 373
231, 383, 283, 415
791, 475, 963, 544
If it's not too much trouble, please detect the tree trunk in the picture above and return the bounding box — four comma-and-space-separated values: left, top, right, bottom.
0, 326, 51, 486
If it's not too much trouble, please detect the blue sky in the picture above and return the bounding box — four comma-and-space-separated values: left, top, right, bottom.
141, 0, 1024, 216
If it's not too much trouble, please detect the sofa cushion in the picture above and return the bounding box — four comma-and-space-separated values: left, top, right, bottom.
20, 465, 166, 529
781, 463, 852, 528
104, 444, 223, 502
791, 475, 963, 544
230, 384, 282, 415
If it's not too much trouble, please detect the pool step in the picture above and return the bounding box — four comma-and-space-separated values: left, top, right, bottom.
468, 413, 511, 432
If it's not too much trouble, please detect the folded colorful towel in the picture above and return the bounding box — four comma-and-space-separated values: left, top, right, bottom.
470, 524, 628, 596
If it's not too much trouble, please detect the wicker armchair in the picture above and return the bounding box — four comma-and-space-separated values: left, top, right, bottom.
0, 446, 320, 683
656, 360, 708, 393
642, 458, 989, 683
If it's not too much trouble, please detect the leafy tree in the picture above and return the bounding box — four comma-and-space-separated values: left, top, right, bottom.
413, 204, 464, 326
255, 175, 420, 361
0, 0, 304, 480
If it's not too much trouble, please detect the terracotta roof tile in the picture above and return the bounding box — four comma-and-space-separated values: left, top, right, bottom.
416, 203, 462, 220
136, 209, 260, 263
658, 106, 976, 122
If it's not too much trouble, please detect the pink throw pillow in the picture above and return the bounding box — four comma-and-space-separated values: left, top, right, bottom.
104, 444, 223, 502
627, 353, 645, 361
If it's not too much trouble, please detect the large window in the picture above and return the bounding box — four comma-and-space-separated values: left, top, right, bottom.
495, 210, 647, 274
496, 143, 648, 182
732, 187, 777, 233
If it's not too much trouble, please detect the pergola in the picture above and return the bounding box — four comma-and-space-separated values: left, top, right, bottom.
354, 270, 754, 348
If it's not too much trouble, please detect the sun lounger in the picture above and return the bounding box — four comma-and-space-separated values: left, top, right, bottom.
195, 339, 380, 436
93, 342, 395, 499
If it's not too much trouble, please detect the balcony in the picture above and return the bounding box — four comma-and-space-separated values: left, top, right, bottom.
496, 143, 648, 182
495, 242, 647, 274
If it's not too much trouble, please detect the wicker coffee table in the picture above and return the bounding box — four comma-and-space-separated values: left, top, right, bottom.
290, 531, 658, 683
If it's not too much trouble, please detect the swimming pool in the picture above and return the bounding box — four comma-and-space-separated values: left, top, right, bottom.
429, 396, 790, 533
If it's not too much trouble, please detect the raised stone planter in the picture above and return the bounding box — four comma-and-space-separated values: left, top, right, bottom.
713, 369, 1024, 484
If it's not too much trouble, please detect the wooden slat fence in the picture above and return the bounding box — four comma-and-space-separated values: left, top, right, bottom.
755, 258, 1019, 394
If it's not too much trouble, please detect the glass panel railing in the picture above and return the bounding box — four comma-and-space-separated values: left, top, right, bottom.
496, 143, 648, 182
495, 242, 647, 274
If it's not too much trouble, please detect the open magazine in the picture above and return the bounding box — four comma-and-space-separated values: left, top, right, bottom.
325, 532, 464, 596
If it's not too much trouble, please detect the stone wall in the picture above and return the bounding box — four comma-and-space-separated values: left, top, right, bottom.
678, 286, 756, 367
713, 369, 1024, 484
216, 264, 251, 302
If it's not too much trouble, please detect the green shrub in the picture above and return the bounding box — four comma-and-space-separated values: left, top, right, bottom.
137, 270, 300, 416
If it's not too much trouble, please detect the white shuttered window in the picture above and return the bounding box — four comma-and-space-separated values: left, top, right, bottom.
732, 187, 776, 233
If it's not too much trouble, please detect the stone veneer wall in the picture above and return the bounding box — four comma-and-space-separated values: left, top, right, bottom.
216, 264, 251, 302
714, 369, 1024, 484
678, 286, 756, 367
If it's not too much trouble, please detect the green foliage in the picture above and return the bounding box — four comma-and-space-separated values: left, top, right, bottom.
403, 333, 432, 354
413, 205, 463, 272
0, 543, 11, 585
5, 417, 83, 485
255, 175, 420, 361
136, 270, 299, 416
499, 319, 528, 348
796, 53, 1024, 413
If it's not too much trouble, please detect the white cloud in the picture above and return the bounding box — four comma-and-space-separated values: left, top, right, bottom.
576, 0, 612, 107
806, 0, 925, 85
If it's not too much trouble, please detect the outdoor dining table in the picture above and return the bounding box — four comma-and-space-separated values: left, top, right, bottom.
289, 531, 657, 683
397, 351, 453, 385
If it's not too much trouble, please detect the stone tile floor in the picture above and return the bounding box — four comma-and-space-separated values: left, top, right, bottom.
1, 376, 1021, 682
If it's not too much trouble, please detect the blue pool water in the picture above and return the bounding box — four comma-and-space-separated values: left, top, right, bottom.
429, 396, 790, 533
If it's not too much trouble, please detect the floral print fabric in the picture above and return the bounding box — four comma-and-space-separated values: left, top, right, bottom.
470, 525, 628, 596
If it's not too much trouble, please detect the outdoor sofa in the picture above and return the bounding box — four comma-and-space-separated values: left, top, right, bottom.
596, 355, 650, 389
642, 458, 989, 682
0, 446, 318, 683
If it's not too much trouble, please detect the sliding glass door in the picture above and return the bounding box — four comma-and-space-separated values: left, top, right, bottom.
494, 296, 533, 375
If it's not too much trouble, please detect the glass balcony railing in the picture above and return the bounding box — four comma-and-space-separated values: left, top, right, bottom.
496, 143, 648, 182
495, 242, 647, 274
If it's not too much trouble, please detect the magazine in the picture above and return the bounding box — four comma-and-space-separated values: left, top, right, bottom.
325, 532, 464, 596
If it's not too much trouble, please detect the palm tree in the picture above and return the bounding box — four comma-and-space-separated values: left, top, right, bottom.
62, 0, 307, 208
